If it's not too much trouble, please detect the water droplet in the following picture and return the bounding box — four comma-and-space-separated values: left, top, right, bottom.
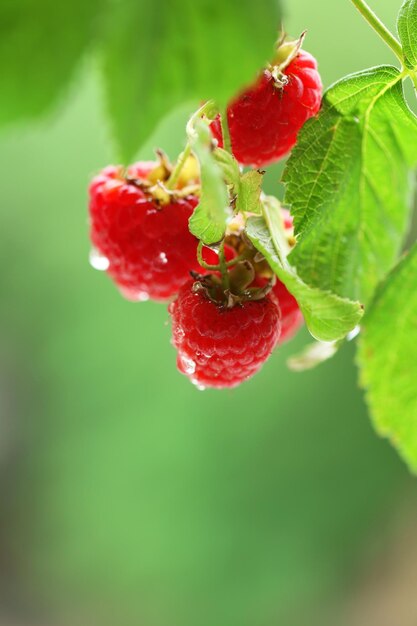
347, 325, 361, 341
179, 354, 196, 375
158, 252, 168, 265
89, 248, 109, 271
136, 291, 150, 302
175, 327, 185, 340
119, 286, 149, 302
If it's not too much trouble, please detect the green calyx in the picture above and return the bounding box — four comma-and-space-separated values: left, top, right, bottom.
191, 263, 274, 309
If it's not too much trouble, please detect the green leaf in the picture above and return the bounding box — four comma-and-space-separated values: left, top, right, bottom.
398, 0, 417, 70
101, 0, 281, 160
0, 0, 101, 126
358, 243, 417, 472
212, 154, 264, 215
236, 170, 264, 215
213, 148, 241, 190
188, 121, 231, 245
246, 200, 363, 343
284, 66, 417, 306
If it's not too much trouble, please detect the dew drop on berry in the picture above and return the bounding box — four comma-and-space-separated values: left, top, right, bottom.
156, 251, 168, 267
178, 354, 196, 375
192, 380, 206, 392
118, 286, 150, 302
89, 247, 110, 271
173, 326, 185, 341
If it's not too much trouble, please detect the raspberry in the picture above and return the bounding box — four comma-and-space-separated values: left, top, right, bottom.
272, 280, 304, 343
89, 162, 205, 302
211, 50, 322, 168
169, 281, 281, 389
201, 243, 236, 267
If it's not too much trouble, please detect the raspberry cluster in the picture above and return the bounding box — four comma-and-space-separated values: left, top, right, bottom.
88, 36, 322, 389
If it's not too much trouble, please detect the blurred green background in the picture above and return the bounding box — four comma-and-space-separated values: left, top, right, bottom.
1, 1, 417, 625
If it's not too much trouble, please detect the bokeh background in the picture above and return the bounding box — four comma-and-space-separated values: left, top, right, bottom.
1, 1, 417, 624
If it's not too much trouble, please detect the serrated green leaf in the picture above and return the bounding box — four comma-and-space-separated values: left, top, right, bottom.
246, 202, 363, 342
188, 121, 231, 245
0, 0, 101, 126
358, 243, 417, 472
398, 0, 417, 70
236, 170, 264, 215
284, 66, 417, 306
101, 0, 281, 160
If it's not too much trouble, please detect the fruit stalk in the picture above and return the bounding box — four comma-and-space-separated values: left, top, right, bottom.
218, 240, 230, 291
350, 0, 404, 63
220, 108, 233, 154
196, 241, 245, 270
166, 143, 192, 190
197, 241, 219, 270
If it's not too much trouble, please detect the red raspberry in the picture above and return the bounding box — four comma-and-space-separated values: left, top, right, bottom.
211, 50, 322, 168
272, 280, 303, 343
201, 244, 236, 267
89, 163, 205, 302
169, 281, 281, 389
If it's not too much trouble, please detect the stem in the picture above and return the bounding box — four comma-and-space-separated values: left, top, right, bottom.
220, 108, 233, 154
166, 143, 192, 190
169, 99, 219, 191
411, 71, 417, 92
219, 241, 230, 291
197, 241, 245, 270
197, 241, 217, 270
350, 0, 404, 63
186, 100, 219, 140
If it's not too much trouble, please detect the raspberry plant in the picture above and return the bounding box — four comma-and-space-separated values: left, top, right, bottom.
4, 0, 417, 470
88, 0, 417, 471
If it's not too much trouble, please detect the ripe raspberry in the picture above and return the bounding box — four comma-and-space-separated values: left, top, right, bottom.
201, 243, 236, 267
211, 50, 322, 168
169, 281, 281, 389
89, 162, 205, 302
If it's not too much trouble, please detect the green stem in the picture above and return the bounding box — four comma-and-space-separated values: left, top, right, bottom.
186, 100, 219, 140
197, 241, 245, 271
197, 241, 217, 270
169, 99, 220, 189
220, 108, 232, 154
166, 143, 192, 190
350, 0, 404, 63
218, 241, 230, 291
